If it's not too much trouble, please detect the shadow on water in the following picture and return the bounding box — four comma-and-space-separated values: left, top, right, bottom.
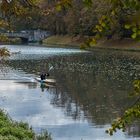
0, 46, 140, 139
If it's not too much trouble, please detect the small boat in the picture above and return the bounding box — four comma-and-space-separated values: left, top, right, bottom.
40, 83, 55, 88
35, 77, 56, 84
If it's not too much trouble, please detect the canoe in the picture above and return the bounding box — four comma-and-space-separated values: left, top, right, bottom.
35, 77, 56, 84
40, 83, 55, 88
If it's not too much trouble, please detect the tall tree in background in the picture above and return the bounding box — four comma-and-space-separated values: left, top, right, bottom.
0, 0, 38, 49
92, 0, 140, 42
51, 0, 140, 42
0, 0, 40, 31
1, 0, 140, 39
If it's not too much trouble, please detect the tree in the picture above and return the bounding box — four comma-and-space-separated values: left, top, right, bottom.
0, 0, 38, 30
0, 47, 10, 57
106, 80, 140, 135
52, 0, 140, 46
91, 0, 140, 42
0, 0, 35, 55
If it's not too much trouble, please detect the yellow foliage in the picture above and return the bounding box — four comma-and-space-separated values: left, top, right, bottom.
0, 47, 10, 57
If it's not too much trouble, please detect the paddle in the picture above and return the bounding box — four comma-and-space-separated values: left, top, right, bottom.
47, 66, 54, 76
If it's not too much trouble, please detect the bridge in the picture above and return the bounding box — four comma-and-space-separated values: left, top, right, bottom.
0, 30, 50, 43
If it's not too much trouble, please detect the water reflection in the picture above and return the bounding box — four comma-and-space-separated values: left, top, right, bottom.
0, 45, 140, 140
127, 122, 140, 138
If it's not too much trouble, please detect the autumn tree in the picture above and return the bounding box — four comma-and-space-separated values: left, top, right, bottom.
106, 80, 140, 135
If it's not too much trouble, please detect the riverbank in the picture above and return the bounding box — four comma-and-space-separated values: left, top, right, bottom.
94, 38, 140, 51
43, 35, 85, 48
43, 35, 140, 51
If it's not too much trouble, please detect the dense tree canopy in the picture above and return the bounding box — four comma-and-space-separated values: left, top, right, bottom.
1, 0, 140, 40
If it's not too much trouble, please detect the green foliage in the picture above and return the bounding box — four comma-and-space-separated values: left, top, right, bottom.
0, 109, 52, 140
0, 0, 33, 17
55, 0, 93, 11
94, 15, 111, 34
83, 0, 140, 46
0, 109, 34, 140
10, 6, 44, 30
56, 0, 72, 11
124, 24, 131, 29
106, 80, 140, 135
124, 24, 140, 39
132, 80, 140, 96
1, 0, 140, 44
0, 35, 9, 42
106, 104, 140, 135
48, 0, 140, 45
0, 19, 9, 28
0, 0, 38, 31
82, 0, 92, 7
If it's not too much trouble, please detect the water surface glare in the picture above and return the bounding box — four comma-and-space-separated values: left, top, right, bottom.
0, 45, 140, 140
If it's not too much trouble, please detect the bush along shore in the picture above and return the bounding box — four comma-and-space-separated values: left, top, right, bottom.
0, 109, 52, 140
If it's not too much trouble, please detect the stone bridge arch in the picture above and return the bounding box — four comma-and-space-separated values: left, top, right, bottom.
0, 30, 50, 43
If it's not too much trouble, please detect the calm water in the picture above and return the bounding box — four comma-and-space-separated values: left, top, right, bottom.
0, 45, 140, 140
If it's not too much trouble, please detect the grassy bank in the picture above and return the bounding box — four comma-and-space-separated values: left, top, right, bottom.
0, 110, 52, 140
43, 35, 140, 51
43, 35, 85, 47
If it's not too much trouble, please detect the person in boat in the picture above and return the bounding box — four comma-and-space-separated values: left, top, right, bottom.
40, 73, 50, 80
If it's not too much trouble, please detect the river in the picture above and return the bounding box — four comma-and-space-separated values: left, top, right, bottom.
0, 45, 140, 140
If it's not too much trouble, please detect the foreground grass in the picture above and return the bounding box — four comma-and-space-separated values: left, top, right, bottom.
0, 110, 52, 140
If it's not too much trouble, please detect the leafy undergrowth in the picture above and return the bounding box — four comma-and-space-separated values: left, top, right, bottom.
0, 110, 52, 140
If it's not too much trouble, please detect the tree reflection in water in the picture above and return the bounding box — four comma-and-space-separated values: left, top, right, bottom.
2, 50, 140, 137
